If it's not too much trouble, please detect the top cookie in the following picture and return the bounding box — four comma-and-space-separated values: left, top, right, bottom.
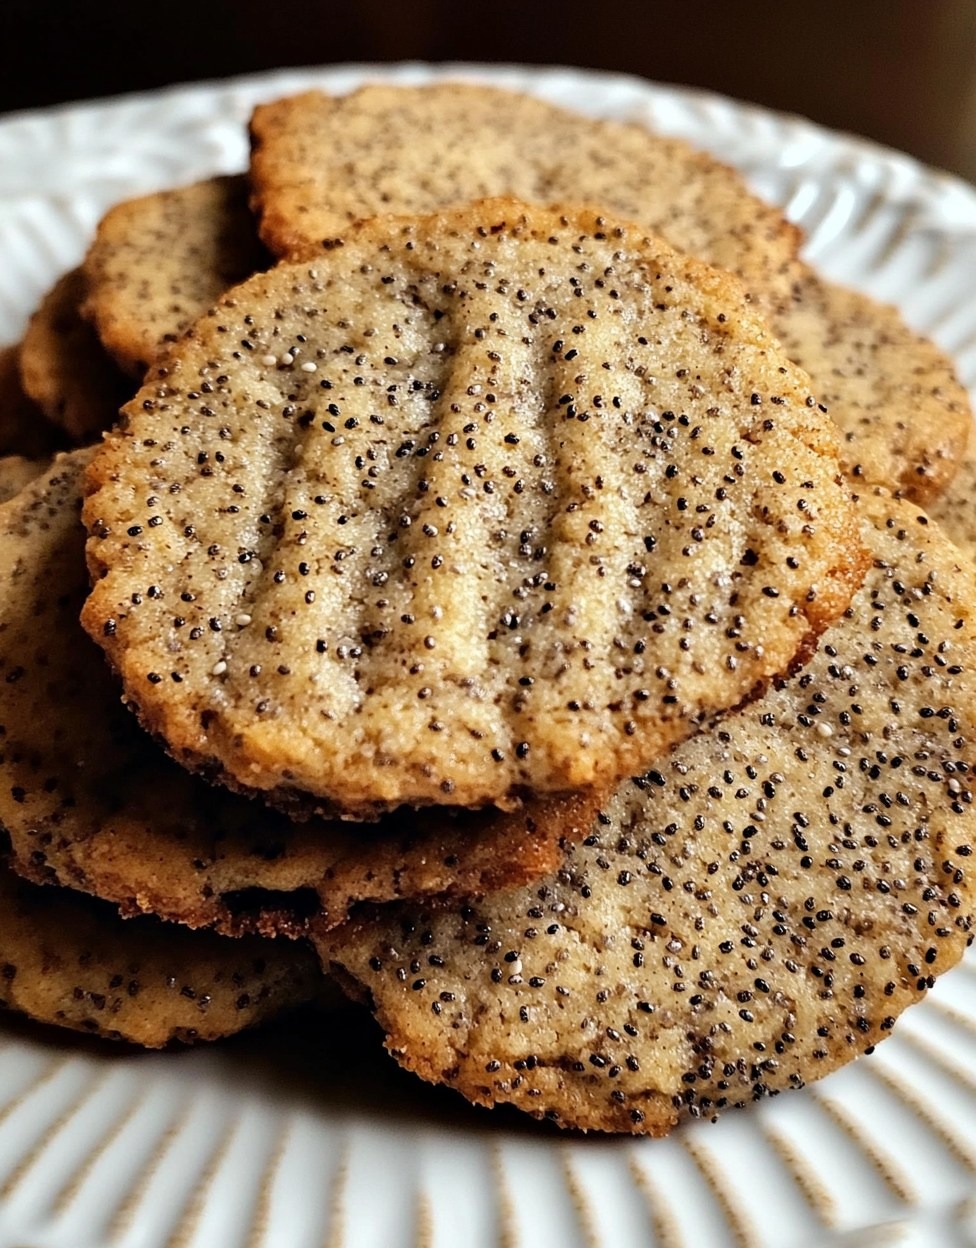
249, 83, 801, 304
82, 175, 267, 377
83, 200, 863, 817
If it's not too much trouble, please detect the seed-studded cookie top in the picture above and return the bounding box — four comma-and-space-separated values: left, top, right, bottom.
0, 868, 323, 1047
771, 266, 971, 505
82, 175, 268, 377
325, 493, 976, 1134
0, 452, 595, 936
249, 84, 801, 305
249, 86, 971, 506
83, 201, 863, 815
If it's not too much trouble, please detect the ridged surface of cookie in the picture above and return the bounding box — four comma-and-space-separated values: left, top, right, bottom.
325, 492, 976, 1134
772, 265, 971, 504
0, 343, 65, 457
0, 868, 324, 1047
82, 175, 267, 377
19, 268, 132, 441
0, 451, 597, 936
248, 86, 971, 506
83, 201, 864, 815
249, 84, 801, 303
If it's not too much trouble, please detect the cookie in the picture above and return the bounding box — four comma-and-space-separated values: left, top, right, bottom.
82, 175, 268, 377
0, 454, 49, 503
0, 451, 597, 936
248, 86, 971, 506
0, 867, 324, 1047
928, 437, 976, 560
0, 343, 65, 458
771, 266, 971, 504
248, 84, 801, 303
82, 200, 864, 816
19, 268, 132, 442
325, 490, 976, 1134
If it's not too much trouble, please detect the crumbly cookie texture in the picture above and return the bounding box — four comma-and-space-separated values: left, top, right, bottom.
0, 452, 597, 936
82, 175, 268, 377
0, 868, 324, 1047
771, 264, 972, 504
82, 200, 864, 816
19, 268, 131, 441
0, 453, 49, 503
249, 83, 801, 303
0, 343, 65, 457
325, 492, 976, 1135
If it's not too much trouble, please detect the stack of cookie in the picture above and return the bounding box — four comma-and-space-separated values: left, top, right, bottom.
2, 82, 975, 1135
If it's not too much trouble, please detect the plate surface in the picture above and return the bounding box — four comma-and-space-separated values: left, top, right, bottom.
2, 62, 976, 1248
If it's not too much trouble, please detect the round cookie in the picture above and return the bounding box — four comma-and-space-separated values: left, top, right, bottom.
324, 491, 976, 1135
0, 454, 49, 504
0, 867, 324, 1047
82, 200, 864, 816
0, 451, 597, 937
771, 265, 971, 505
248, 83, 802, 304
19, 268, 132, 442
0, 343, 65, 458
82, 175, 268, 377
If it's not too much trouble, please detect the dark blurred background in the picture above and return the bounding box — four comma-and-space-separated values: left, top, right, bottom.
2, 0, 974, 180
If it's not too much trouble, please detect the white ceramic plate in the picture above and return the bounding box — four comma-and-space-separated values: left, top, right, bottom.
2, 62, 976, 1248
